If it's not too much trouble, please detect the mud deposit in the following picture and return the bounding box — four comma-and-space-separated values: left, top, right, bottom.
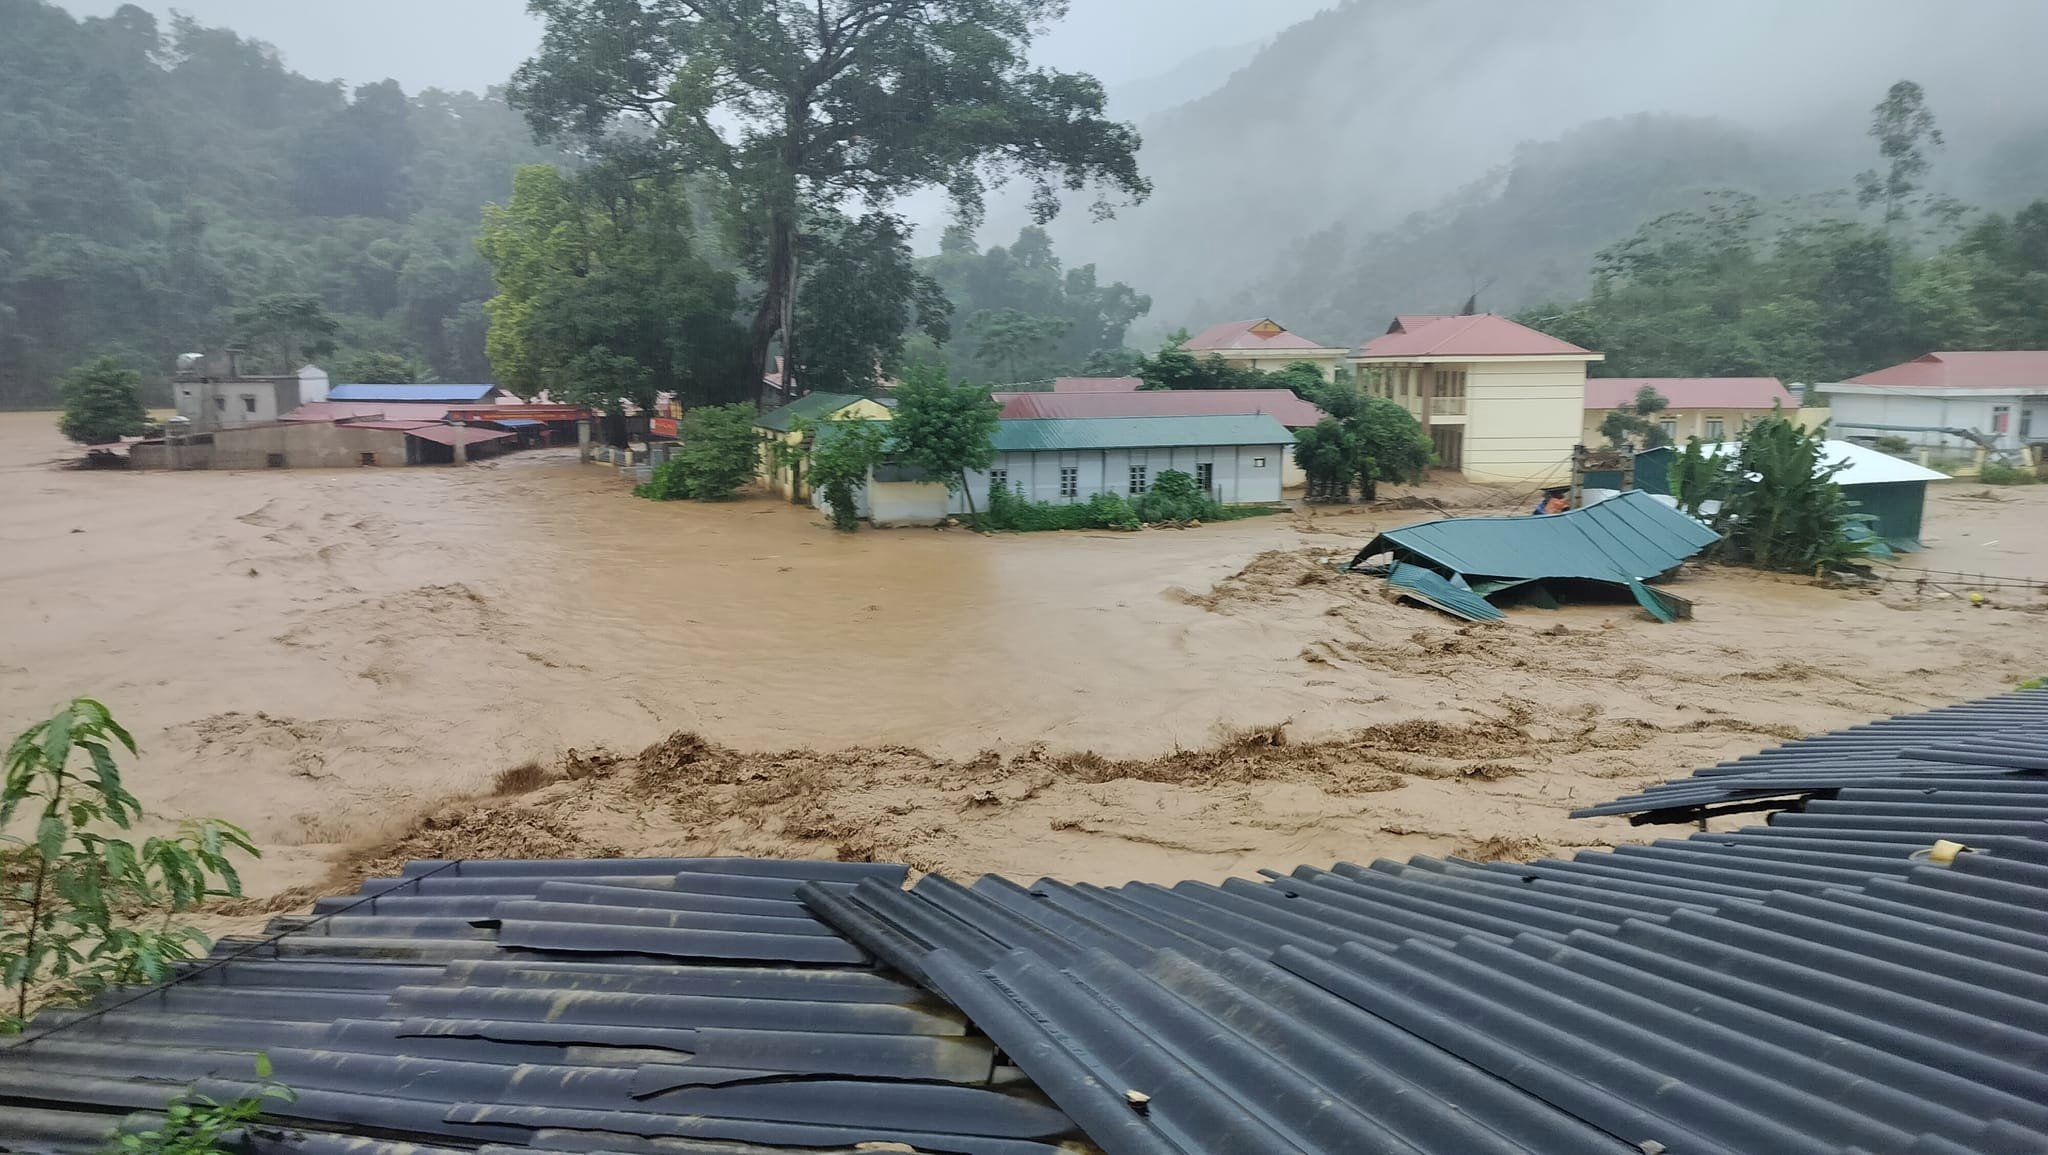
2, 412, 2043, 899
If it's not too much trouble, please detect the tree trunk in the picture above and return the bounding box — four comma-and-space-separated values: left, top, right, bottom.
748, 203, 800, 410
959, 468, 979, 529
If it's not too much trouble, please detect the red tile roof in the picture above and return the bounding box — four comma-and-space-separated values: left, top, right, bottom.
1356, 314, 1596, 359
1182, 319, 1339, 352
1051, 376, 1144, 393
1843, 351, 2048, 389
998, 388, 1327, 428
1584, 377, 1793, 411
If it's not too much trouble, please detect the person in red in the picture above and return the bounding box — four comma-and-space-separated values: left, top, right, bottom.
1540, 491, 1571, 515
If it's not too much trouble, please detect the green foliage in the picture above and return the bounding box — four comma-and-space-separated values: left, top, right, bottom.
0, 3, 563, 404
797, 214, 951, 394
1351, 395, 1434, 497
230, 294, 339, 375
1672, 417, 1874, 573
1856, 80, 1944, 226
807, 420, 892, 532
1293, 418, 1362, 503
1873, 435, 1914, 454
57, 357, 149, 445
2021, 675, 2048, 690
1132, 470, 1223, 524
888, 366, 1001, 502
334, 352, 426, 385
922, 226, 1151, 383
1598, 384, 1674, 448
477, 166, 750, 411
635, 405, 761, 502
106, 1054, 294, 1155
983, 483, 1140, 532
3, 700, 256, 1030
1977, 460, 2039, 485
511, 1, 1149, 392
1137, 331, 1264, 392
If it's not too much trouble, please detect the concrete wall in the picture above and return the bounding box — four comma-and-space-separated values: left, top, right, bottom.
208, 422, 411, 469
955, 444, 1286, 513
1461, 361, 1588, 485
173, 379, 294, 430
756, 398, 894, 500
1820, 390, 2038, 452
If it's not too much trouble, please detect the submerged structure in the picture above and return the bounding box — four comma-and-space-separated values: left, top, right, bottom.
1347, 489, 1720, 622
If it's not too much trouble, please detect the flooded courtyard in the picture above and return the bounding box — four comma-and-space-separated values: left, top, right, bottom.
2, 411, 2042, 898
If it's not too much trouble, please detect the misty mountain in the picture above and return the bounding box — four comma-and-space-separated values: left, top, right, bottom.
1043, 0, 2048, 347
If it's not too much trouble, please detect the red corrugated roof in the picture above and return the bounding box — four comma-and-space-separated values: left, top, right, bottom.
1843, 351, 2048, 389
1584, 377, 1792, 410
1356, 314, 1595, 359
342, 420, 441, 431
998, 388, 1327, 428
284, 401, 460, 422
1182, 318, 1338, 352
1051, 376, 1143, 393
404, 425, 516, 448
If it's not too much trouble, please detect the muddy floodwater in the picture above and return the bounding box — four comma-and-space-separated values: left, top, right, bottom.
2, 411, 2043, 898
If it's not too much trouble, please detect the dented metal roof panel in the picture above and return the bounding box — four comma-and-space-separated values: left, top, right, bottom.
0, 858, 1078, 1155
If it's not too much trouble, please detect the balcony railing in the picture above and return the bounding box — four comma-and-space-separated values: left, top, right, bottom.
1428, 395, 1467, 417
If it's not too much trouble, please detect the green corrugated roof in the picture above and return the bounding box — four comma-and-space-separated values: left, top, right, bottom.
755, 392, 880, 433
1352, 491, 1718, 585
991, 414, 1294, 452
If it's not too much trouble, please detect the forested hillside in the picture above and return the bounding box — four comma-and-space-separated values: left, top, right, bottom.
0, 0, 562, 406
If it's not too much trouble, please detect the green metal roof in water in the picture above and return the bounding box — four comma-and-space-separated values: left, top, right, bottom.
1351, 491, 1720, 622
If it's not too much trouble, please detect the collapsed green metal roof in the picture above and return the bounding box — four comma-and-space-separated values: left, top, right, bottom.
1351, 491, 1720, 622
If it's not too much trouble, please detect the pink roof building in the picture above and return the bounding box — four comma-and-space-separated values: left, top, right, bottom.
1051, 376, 1143, 393
1823, 351, 2048, 454
1582, 378, 1797, 446
998, 388, 1327, 429
1354, 314, 1597, 361
1178, 319, 1350, 380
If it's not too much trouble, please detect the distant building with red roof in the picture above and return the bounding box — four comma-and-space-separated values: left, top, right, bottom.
1051, 376, 1143, 393
1180, 319, 1350, 380
1583, 377, 1795, 446
1819, 351, 2048, 455
997, 388, 1325, 429
1350, 314, 1603, 485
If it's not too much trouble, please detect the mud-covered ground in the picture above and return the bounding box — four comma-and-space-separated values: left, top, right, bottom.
4, 412, 2043, 903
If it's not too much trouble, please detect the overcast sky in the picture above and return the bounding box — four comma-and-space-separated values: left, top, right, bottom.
52, 0, 1331, 95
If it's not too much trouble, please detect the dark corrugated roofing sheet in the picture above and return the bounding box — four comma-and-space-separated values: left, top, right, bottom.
803, 689, 2048, 1155
0, 857, 1081, 1155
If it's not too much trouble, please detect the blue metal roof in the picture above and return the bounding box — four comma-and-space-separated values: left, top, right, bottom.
1354, 490, 1719, 585
804, 688, 2048, 1155
992, 414, 1294, 452
1387, 561, 1503, 621
327, 384, 499, 403
488, 417, 546, 428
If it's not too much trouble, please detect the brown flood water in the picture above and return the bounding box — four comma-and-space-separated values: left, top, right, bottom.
2, 411, 2043, 898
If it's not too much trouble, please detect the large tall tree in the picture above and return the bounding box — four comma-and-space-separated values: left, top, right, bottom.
1856, 80, 1944, 228
795, 212, 950, 393
509, 0, 1149, 398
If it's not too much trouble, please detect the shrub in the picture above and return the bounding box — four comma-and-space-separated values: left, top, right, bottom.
1133, 469, 1223, 523
1672, 417, 1875, 573
807, 419, 891, 532
633, 457, 693, 500
108, 1054, 294, 1155
1873, 435, 1913, 455
633, 403, 760, 501
1978, 460, 2039, 485
981, 482, 1139, 531
58, 356, 149, 445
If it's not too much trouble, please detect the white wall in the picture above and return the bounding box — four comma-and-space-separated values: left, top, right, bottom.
1823, 391, 2032, 451
955, 444, 1287, 512
1462, 361, 1588, 485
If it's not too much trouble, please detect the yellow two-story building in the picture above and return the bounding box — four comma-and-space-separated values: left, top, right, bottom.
1353, 314, 1603, 486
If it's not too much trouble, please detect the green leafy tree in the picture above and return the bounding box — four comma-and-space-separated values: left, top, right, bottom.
1133, 469, 1224, 524
674, 404, 760, 500
1293, 418, 1360, 503
1136, 331, 1266, 391
1597, 385, 1673, 448
334, 352, 424, 384
57, 356, 149, 445
509, 0, 1150, 394
1856, 80, 1943, 227
796, 213, 951, 393
1351, 396, 1433, 499
807, 419, 892, 531
231, 294, 340, 375
965, 309, 1072, 384
1671, 417, 1872, 572
890, 365, 1001, 521
108, 1054, 295, 1155
923, 225, 1151, 381
4, 700, 256, 1031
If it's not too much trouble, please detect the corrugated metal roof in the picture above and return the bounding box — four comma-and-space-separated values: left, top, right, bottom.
803, 689, 2048, 1155
1356, 314, 1596, 360
753, 393, 878, 433
327, 385, 500, 403
1696, 438, 1950, 485
1842, 350, 2048, 390
1181, 319, 1341, 353
0, 857, 1082, 1155
1053, 376, 1143, 393
998, 389, 1327, 428
405, 426, 516, 448
1350, 491, 1719, 585
284, 403, 461, 423
1386, 562, 1503, 622
992, 414, 1294, 452
1584, 377, 1793, 411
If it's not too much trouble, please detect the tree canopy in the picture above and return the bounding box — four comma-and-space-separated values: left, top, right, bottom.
509, 0, 1150, 395
889, 365, 1001, 517
922, 225, 1151, 384
57, 355, 148, 444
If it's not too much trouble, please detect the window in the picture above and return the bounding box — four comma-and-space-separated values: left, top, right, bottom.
1059, 466, 1078, 499
988, 468, 1008, 493
1704, 416, 1725, 440
1252, 457, 1267, 469
1992, 406, 2011, 434
214, 396, 226, 412
1196, 462, 1215, 493
359, 452, 377, 466
1128, 464, 1149, 495
241, 394, 258, 414
1659, 418, 1678, 440
265, 453, 285, 468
